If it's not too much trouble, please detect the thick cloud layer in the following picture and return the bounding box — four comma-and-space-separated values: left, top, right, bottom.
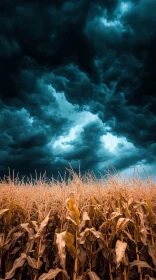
0, 0, 156, 180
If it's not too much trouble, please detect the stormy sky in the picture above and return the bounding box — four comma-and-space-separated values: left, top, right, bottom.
0, 0, 156, 181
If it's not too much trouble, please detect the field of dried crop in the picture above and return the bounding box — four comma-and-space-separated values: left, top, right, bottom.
0, 171, 156, 280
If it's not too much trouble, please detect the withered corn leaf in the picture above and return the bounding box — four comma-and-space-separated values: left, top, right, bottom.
130, 260, 156, 270
5, 253, 27, 279
27, 255, 40, 269
36, 211, 51, 237
0, 208, 9, 218
88, 271, 100, 280
82, 211, 90, 221
65, 197, 80, 224
148, 244, 156, 267
110, 211, 122, 220
55, 231, 66, 269
116, 218, 132, 232
78, 227, 104, 244
38, 268, 70, 280
65, 231, 77, 258
115, 239, 127, 268
20, 223, 34, 239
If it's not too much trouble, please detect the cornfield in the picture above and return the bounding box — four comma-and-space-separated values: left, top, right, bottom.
0, 170, 156, 280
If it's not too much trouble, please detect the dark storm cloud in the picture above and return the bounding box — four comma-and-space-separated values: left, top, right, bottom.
0, 75, 71, 178
59, 119, 108, 170
0, 0, 156, 179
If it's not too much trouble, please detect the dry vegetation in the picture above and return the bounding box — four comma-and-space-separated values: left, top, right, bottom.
0, 170, 156, 280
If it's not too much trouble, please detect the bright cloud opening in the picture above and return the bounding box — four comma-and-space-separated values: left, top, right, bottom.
101, 133, 134, 152
120, 2, 130, 13
101, 18, 124, 31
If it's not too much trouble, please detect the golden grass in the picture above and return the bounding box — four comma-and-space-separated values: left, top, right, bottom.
0, 171, 156, 280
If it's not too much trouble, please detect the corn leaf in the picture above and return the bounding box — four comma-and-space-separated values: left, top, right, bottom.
88, 197, 96, 220
30, 220, 40, 232
136, 211, 147, 244
148, 245, 156, 267
5, 253, 27, 279
14, 203, 27, 218
110, 211, 122, 220
36, 211, 51, 237
88, 271, 100, 280
39, 242, 47, 257
78, 227, 104, 244
116, 218, 131, 232
128, 198, 134, 208
24, 239, 34, 254
77, 277, 83, 280
82, 211, 90, 221
38, 268, 70, 280
65, 231, 77, 258
66, 215, 78, 225
0, 209, 9, 219
10, 247, 21, 255
130, 260, 156, 270
65, 197, 80, 224
115, 239, 127, 268
122, 230, 136, 245
6, 202, 14, 224
20, 223, 34, 239
78, 245, 87, 263
27, 256, 40, 269
55, 231, 66, 269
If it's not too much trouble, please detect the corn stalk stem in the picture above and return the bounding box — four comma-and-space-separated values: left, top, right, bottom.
136, 243, 142, 280
150, 226, 155, 246
34, 238, 42, 280
73, 228, 78, 280
0, 234, 4, 276
121, 233, 127, 280
0, 254, 2, 278
106, 235, 113, 280
88, 219, 93, 271
109, 262, 113, 280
